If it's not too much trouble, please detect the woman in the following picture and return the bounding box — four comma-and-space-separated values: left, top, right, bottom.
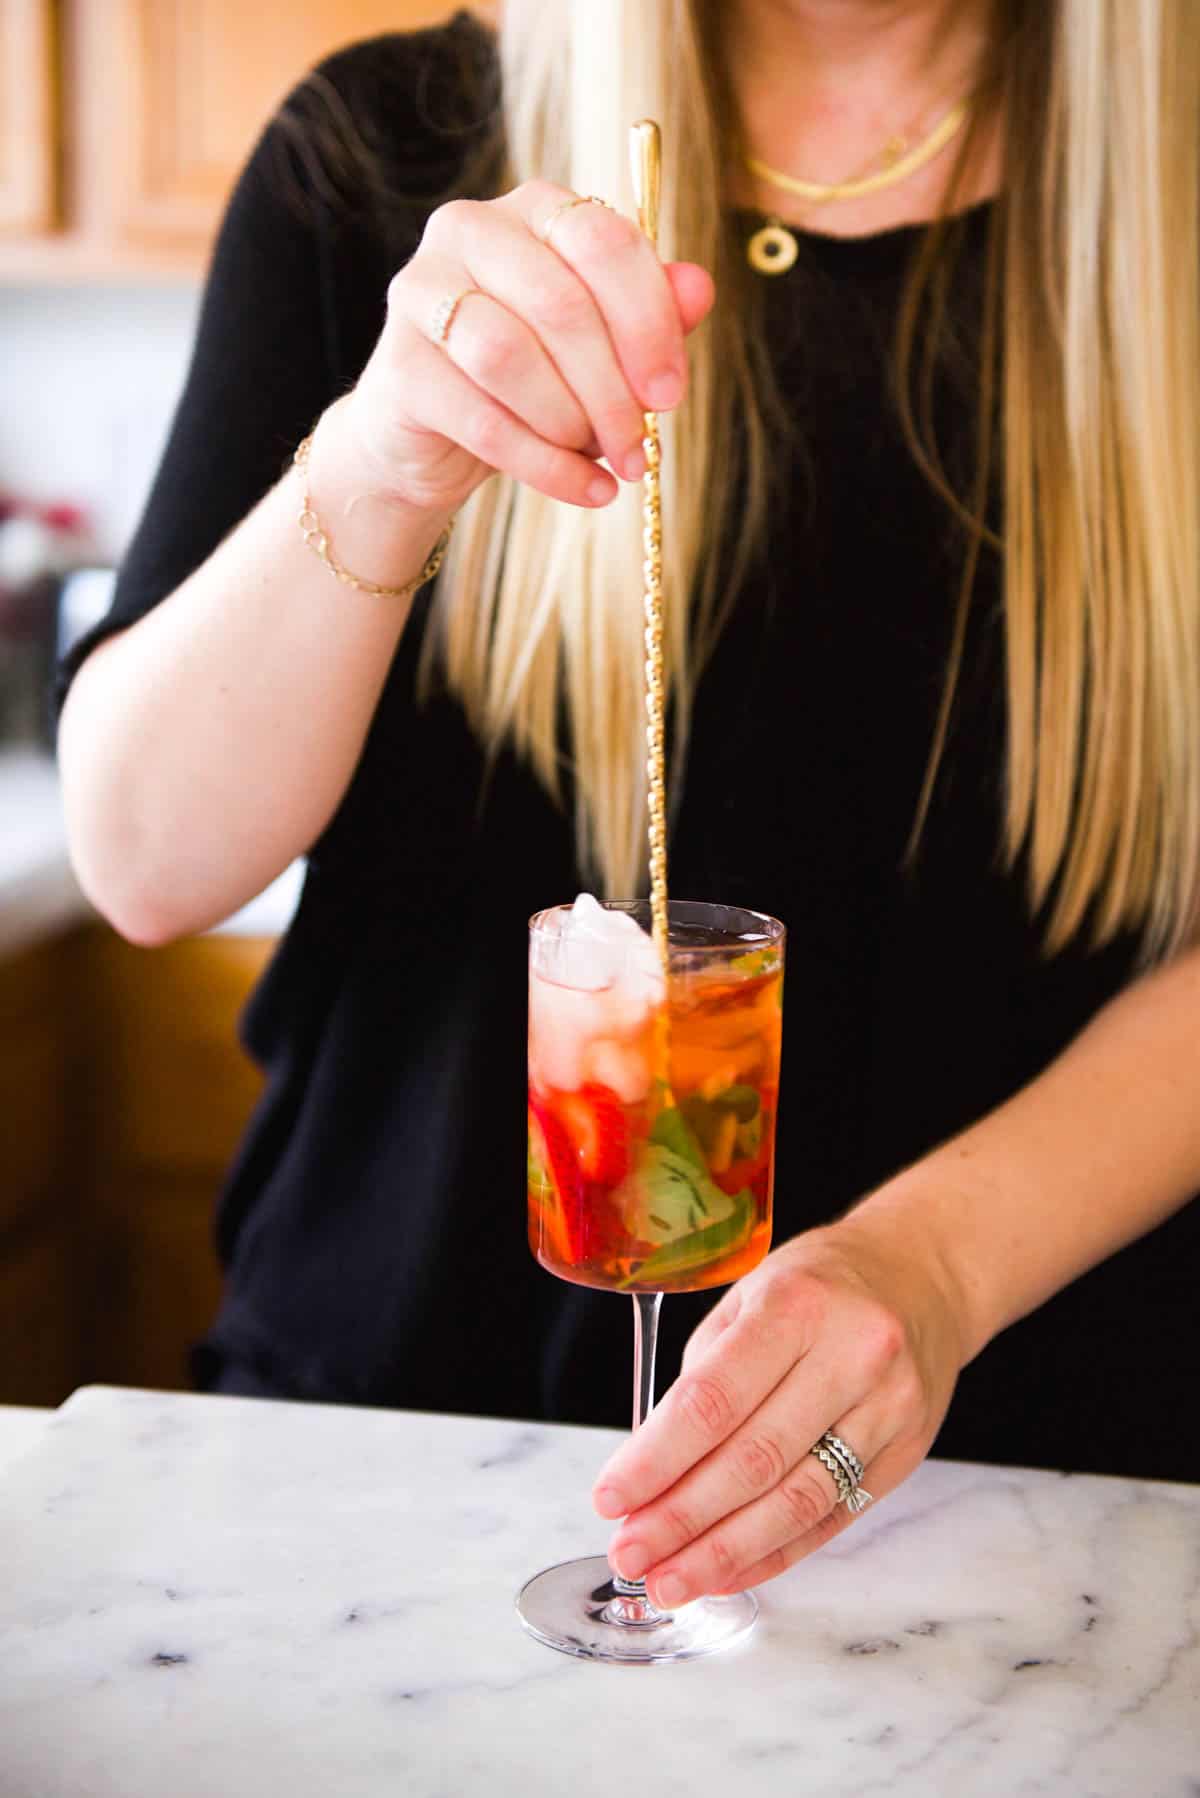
57, 0, 1200, 1613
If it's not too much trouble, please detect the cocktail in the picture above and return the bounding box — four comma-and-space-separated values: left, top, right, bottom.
518, 894, 785, 1662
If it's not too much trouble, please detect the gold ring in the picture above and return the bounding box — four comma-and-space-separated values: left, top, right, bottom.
430, 289, 479, 346
538, 194, 612, 244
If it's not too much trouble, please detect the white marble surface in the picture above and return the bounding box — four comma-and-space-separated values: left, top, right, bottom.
0, 1404, 50, 1479
0, 1386, 1196, 1798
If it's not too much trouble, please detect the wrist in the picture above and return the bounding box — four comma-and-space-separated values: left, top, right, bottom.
302, 397, 454, 592
833, 1171, 991, 1370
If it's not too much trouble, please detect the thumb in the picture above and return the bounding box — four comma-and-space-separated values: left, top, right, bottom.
665, 261, 716, 336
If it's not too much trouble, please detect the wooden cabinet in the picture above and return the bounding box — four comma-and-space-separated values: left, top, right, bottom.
0, 0, 58, 234
0, 929, 87, 1404
0, 933, 79, 1240
81, 931, 274, 1390
0, 924, 273, 1404
0, 0, 488, 279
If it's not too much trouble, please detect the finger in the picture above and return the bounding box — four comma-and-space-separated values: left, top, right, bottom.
708, 1441, 915, 1597
665, 261, 716, 334
806, 1414, 879, 1514
383, 318, 617, 509
607, 1373, 879, 1587
503, 183, 689, 418
427, 192, 649, 480
644, 1429, 907, 1611
708, 1509, 853, 1597
391, 255, 595, 460
592, 1302, 800, 1519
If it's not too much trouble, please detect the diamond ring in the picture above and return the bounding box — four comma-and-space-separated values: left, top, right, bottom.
538, 194, 613, 244
429, 289, 480, 346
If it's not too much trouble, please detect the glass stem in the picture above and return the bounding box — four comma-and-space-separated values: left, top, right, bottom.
611, 1291, 663, 1602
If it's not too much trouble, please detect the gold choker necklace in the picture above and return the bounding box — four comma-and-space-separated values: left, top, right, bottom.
744, 97, 970, 275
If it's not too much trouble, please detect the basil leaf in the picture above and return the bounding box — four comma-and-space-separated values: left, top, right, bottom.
716, 1084, 760, 1123
649, 1105, 709, 1173
626, 1144, 735, 1244
619, 1188, 756, 1288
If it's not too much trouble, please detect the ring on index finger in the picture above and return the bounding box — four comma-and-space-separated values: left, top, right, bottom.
538, 194, 613, 244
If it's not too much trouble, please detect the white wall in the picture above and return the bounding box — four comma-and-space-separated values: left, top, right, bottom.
0, 280, 305, 935
0, 283, 201, 562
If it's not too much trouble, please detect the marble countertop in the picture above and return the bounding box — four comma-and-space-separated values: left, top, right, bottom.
0, 1386, 1196, 1797
0, 1403, 51, 1479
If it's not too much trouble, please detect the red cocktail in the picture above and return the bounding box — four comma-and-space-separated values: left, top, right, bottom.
518, 897, 786, 1663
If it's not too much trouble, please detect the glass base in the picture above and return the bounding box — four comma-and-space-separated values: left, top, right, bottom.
516, 1554, 758, 1663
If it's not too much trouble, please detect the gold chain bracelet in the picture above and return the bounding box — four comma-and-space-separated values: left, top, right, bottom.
293, 433, 453, 601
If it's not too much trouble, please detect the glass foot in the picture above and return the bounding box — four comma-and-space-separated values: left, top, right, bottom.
516, 1554, 758, 1663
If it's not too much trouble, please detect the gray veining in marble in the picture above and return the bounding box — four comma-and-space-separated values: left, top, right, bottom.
0, 1385, 1196, 1797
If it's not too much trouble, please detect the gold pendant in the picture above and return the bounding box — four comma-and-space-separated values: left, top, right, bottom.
746, 218, 798, 276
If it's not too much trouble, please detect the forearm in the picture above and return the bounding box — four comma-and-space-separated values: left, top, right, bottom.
841, 944, 1200, 1364
59, 397, 452, 944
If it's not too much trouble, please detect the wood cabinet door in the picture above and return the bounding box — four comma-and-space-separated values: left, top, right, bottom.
0, 0, 57, 234
0, 930, 89, 1407
81, 931, 274, 1392
78, 0, 474, 253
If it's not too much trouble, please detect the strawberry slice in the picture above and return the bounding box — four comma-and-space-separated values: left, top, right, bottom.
553, 1084, 631, 1190
528, 1101, 587, 1260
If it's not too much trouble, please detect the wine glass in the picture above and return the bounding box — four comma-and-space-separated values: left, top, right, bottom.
518, 898, 786, 1663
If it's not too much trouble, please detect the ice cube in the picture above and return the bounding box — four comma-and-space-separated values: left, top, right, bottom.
528, 972, 595, 1092
529, 897, 666, 1093
532, 893, 617, 991
558, 892, 623, 990
586, 1037, 653, 1105
563, 894, 664, 999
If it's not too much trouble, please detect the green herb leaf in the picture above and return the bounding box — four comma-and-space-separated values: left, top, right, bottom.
624, 1144, 734, 1244
715, 1084, 760, 1122
736, 1113, 763, 1159
527, 1134, 551, 1197
730, 949, 778, 978
649, 1105, 709, 1173
619, 1188, 756, 1288
679, 1096, 718, 1154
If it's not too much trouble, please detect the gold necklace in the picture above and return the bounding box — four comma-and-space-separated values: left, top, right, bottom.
745, 97, 971, 276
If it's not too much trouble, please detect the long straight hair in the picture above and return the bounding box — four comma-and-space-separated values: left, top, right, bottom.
424, 0, 1200, 957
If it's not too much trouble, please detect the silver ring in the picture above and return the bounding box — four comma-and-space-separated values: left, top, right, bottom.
810, 1432, 873, 1515
538, 193, 613, 244
430, 288, 479, 346
823, 1432, 865, 1484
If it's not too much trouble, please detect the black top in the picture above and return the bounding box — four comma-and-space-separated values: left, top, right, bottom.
60, 16, 1198, 1480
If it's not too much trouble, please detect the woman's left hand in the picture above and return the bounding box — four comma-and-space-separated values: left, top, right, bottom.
591, 1212, 970, 1606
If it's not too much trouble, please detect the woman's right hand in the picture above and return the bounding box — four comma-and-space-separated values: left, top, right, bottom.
336, 180, 716, 517
56, 184, 713, 946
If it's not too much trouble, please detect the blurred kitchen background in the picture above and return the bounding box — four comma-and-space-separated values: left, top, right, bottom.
1, 1, 485, 1405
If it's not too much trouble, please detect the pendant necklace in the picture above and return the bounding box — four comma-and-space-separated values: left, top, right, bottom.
745, 96, 971, 276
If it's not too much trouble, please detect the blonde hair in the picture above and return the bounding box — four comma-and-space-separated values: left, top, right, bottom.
426, 0, 1200, 957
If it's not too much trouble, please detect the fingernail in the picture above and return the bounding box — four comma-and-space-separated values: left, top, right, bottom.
644, 369, 684, 409
653, 1572, 690, 1608
586, 473, 617, 506
612, 1541, 650, 1580
621, 446, 647, 482
593, 1484, 627, 1519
